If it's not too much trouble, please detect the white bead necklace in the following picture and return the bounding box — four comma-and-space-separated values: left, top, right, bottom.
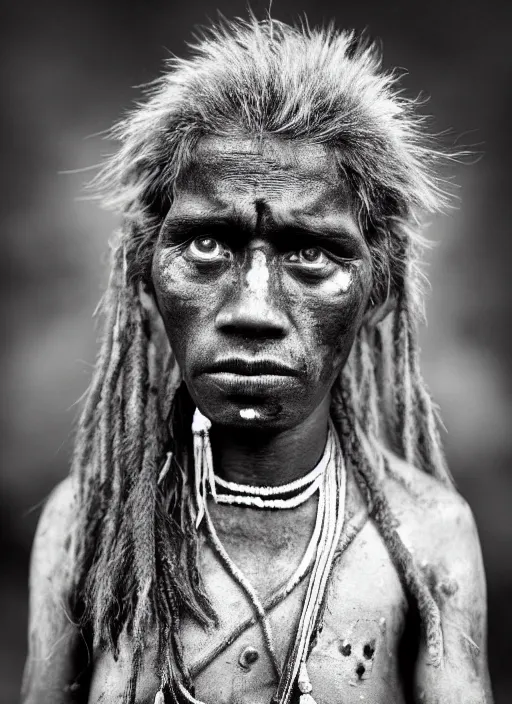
214, 474, 323, 509
213, 452, 328, 495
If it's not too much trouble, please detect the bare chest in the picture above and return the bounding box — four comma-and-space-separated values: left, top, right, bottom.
88, 520, 411, 704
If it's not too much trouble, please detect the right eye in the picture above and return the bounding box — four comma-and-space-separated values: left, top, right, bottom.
186, 236, 228, 262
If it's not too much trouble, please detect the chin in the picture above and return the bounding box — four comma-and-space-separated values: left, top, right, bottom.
191, 390, 309, 432
184, 369, 331, 432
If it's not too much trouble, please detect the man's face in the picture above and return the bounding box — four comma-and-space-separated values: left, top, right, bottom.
151, 136, 372, 430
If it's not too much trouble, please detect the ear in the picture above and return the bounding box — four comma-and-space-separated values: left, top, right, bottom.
362, 294, 396, 328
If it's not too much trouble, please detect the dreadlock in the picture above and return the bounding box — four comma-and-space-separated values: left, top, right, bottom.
69, 16, 456, 701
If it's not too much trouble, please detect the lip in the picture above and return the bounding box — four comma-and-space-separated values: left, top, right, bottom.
202, 357, 300, 377
202, 371, 299, 394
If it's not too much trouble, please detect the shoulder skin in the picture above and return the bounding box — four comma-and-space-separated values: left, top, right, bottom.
22, 476, 89, 704
382, 452, 494, 704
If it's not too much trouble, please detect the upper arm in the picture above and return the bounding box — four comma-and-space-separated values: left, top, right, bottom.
22, 477, 90, 704
413, 495, 493, 704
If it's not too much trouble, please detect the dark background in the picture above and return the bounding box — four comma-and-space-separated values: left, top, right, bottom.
1, 0, 511, 701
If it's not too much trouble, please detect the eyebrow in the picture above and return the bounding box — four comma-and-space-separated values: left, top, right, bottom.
161, 214, 252, 237
161, 213, 362, 248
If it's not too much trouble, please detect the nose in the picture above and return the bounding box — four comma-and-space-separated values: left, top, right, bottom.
215, 248, 290, 338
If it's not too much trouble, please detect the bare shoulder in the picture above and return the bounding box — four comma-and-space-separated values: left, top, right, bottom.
30, 475, 78, 594
22, 476, 88, 704
382, 451, 481, 572
382, 452, 493, 702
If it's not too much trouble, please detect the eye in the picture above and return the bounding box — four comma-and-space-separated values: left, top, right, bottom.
187, 236, 228, 262
285, 247, 330, 268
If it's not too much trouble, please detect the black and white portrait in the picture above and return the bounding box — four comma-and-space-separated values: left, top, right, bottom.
1, 2, 510, 703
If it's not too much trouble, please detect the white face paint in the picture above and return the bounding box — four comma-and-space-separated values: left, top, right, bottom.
334, 268, 353, 292
246, 249, 269, 297
322, 267, 353, 295
240, 408, 258, 420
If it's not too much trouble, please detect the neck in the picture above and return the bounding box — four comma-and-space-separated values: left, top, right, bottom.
209, 397, 331, 487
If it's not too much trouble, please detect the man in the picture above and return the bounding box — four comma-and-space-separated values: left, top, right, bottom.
22, 17, 492, 704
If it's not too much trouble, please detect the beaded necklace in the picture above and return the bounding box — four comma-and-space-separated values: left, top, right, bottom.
155, 410, 347, 704
212, 450, 328, 509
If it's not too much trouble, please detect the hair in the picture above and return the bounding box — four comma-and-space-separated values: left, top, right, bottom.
69, 16, 455, 701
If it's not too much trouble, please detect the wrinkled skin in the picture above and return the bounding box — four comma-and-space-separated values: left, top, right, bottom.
22, 137, 493, 704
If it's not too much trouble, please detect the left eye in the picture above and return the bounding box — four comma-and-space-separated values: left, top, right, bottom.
187, 236, 227, 261
285, 247, 329, 267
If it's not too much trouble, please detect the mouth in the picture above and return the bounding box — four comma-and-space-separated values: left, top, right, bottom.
199, 357, 300, 394
203, 357, 299, 377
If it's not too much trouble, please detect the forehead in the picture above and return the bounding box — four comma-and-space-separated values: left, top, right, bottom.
172, 136, 357, 231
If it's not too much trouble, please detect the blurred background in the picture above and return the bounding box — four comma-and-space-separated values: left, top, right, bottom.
1, 0, 511, 701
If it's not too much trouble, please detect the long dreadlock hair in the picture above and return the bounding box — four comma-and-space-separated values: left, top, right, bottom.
70, 17, 456, 701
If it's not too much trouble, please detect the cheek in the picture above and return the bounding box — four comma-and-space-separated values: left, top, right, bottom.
318, 269, 362, 342
151, 250, 211, 351
289, 265, 370, 378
